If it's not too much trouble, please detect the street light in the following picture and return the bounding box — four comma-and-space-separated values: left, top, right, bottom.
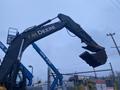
28, 65, 33, 75
28, 65, 34, 86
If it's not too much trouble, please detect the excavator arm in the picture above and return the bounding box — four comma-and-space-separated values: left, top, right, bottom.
58, 14, 107, 67
0, 13, 107, 89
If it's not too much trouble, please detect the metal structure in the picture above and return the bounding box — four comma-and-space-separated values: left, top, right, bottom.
32, 43, 63, 90
0, 41, 33, 86
0, 13, 107, 90
7, 27, 19, 45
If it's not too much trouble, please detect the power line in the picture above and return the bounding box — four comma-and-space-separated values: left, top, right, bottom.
51, 69, 111, 76
109, 0, 120, 9
115, 0, 120, 5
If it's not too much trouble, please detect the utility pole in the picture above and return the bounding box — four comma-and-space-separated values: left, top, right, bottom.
93, 68, 97, 79
109, 62, 116, 90
107, 33, 120, 56
47, 67, 51, 90
109, 63, 115, 79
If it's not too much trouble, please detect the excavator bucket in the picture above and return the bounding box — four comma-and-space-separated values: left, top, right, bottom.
79, 49, 107, 67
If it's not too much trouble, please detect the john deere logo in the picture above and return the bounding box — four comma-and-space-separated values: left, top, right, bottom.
37, 26, 55, 35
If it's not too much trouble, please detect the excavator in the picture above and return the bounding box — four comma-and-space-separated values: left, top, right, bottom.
0, 13, 107, 90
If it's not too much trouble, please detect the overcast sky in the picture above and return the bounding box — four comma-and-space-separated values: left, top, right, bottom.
0, 0, 120, 81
